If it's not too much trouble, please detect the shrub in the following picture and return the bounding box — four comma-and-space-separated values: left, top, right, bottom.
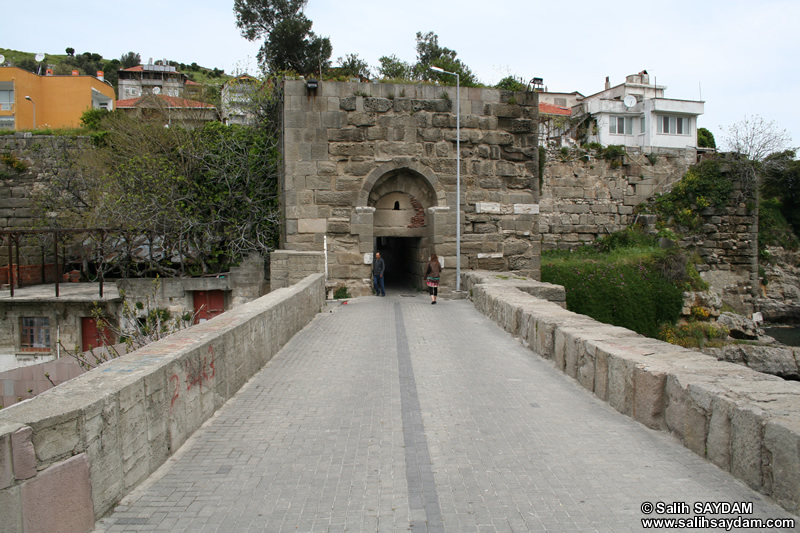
659, 321, 728, 349
542, 251, 683, 338
334, 285, 350, 299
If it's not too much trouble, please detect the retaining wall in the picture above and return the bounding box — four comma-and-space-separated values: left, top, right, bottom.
0, 273, 325, 532
463, 271, 800, 514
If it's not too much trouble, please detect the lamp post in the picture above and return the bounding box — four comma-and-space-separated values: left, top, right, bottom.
430, 66, 461, 292
24, 96, 35, 130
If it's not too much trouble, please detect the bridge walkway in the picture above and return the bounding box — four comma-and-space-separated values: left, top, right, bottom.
94, 291, 799, 532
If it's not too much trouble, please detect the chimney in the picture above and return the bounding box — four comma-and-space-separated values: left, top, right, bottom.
605, 76, 610, 90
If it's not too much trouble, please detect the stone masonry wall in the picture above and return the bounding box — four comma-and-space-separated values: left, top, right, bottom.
281, 80, 541, 296
540, 146, 694, 251
1, 134, 89, 267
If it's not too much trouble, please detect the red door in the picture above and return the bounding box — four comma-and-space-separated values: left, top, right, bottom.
81, 317, 114, 351
194, 290, 225, 323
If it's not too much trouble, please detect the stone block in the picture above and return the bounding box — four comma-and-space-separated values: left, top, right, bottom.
315, 191, 354, 206
707, 396, 734, 471
328, 128, 365, 142
328, 220, 350, 234
607, 351, 635, 416
364, 98, 392, 113
764, 417, 800, 513
632, 365, 667, 430
10, 427, 35, 481
0, 484, 22, 533
731, 404, 767, 490
347, 112, 376, 127
298, 218, 327, 234
329, 143, 375, 157
21, 454, 94, 533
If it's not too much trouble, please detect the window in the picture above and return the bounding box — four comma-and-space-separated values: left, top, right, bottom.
554, 97, 567, 107
0, 89, 13, 111
658, 115, 690, 135
640, 117, 646, 134
609, 116, 633, 135
20, 317, 51, 352
0, 117, 14, 130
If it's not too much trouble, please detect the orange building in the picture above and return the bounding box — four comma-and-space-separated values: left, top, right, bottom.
0, 67, 116, 131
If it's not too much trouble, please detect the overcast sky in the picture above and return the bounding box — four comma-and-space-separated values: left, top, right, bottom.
4, 0, 798, 148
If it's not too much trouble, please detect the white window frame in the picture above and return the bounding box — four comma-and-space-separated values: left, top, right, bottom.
609, 115, 633, 135
0, 89, 13, 111
658, 115, 691, 136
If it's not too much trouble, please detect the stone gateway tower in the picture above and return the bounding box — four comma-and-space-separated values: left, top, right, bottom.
279, 80, 541, 296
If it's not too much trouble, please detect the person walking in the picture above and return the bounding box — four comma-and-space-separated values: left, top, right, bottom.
425, 253, 442, 304
373, 251, 385, 296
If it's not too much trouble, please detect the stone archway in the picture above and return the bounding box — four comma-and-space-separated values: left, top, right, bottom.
358, 162, 449, 290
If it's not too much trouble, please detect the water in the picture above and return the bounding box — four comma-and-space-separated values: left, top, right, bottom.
762, 326, 800, 347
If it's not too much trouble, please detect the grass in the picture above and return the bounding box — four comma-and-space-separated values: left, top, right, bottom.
542, 243, 685, 339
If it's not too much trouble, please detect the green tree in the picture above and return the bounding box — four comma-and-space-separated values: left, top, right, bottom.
261, 14, 331, 75
234, 0, 330, 76
337, 53, 370, 79
762, 150, 800, 235
412, 31, 478, 86
377, 54, 411, 80
697, 127, 715, 148
495, 75, 527, 92
32, 81, 283, 276
65, 47, 75, 56
119, 51, 141, 69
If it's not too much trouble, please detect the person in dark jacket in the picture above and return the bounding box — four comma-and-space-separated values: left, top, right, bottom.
425, 253, 442, 304
373, 252, 385, 296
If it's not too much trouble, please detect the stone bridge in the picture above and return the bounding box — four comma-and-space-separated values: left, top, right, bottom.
1, 272, 798, 532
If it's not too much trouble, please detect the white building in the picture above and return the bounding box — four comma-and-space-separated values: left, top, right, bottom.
221, 75, 259, 126
118, 63, 187, 100
574, 70, 704, 152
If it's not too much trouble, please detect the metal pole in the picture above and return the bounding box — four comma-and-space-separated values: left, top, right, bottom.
429, 66, 462, 292
455, 73, 461, 292
7, 235, 13, 297
53, 231, 59, 298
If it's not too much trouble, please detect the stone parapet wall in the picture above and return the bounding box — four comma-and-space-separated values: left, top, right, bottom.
0, 274, 325, 531
464, 271, 800, 514
540, 148, 693, 251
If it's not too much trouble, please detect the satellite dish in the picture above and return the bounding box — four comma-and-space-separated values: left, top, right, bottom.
152, 87, 161, 95
0, 55, 5, 65
35, 53, 45, 62
623, 95, 637, 108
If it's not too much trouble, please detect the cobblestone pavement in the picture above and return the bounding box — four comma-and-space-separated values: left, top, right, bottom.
94, 292, 800, 532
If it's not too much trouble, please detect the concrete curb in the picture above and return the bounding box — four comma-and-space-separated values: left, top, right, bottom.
464, 271, 800, 514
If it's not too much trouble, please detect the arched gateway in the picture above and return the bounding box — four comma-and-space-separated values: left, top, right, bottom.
278, 80, 541, 297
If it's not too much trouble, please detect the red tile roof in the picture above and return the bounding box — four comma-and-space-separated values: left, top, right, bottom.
121, 66, 144, 72
115, 94, 215, 109
539, 102, 571, 116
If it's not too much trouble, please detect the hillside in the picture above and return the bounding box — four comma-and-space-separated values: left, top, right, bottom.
0, 47, 233, 95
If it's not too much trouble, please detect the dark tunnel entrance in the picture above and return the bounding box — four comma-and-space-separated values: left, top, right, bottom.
374, 237, 425, 292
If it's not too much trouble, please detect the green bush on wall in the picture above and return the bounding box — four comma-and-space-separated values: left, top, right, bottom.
542, 252, 683, 338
